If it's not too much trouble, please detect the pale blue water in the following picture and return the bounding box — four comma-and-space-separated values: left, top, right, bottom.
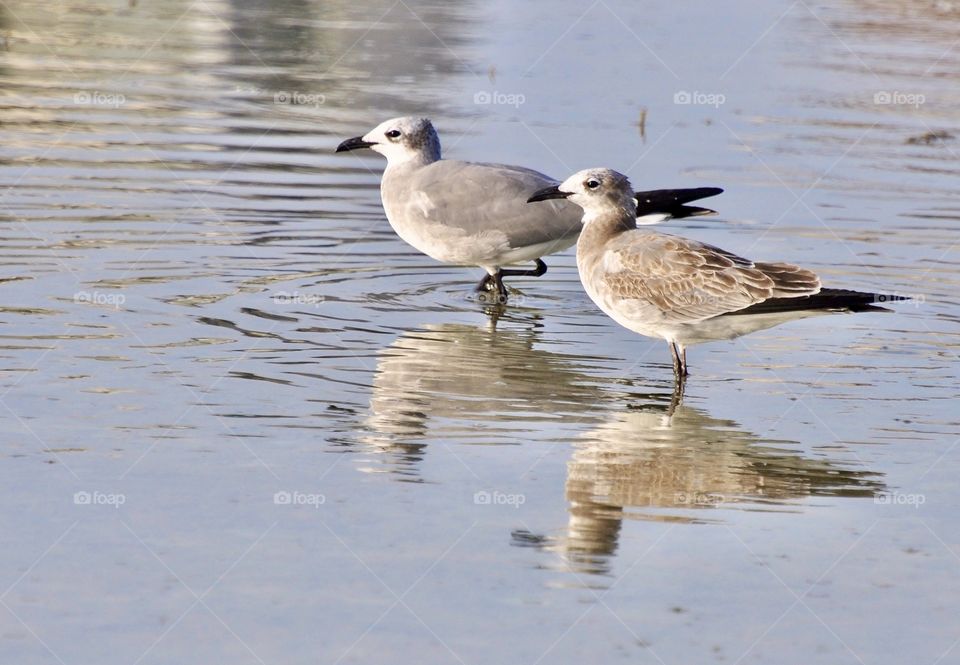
1, 1, 958, 663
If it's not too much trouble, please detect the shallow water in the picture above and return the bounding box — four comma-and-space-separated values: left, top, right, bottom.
1, 0, 958, 663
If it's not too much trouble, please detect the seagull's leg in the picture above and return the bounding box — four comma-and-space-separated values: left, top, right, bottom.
670, 342, 683, 378
489, 259, 547, 302
668, 342, 688, 415
498, 258, 548, 279
530, 258, 548, 277
478, 260, 545, 304
492, 270, 509, 304
475, 272, 494, 292
476, 267, 510, 304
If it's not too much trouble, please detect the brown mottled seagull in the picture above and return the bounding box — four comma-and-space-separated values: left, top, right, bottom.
528, 168, 907, 383
336, 117, 722, 303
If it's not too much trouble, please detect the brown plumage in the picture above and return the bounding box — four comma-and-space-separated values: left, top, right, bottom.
527, 167, 907, 384
596, 232, 821, 325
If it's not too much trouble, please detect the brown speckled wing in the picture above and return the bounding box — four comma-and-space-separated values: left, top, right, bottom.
754, 262, 822, 296
599, 233, 820, 324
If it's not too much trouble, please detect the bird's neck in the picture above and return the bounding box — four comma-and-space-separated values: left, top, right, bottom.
384, 151, 439, 172
580, 207, 637, 241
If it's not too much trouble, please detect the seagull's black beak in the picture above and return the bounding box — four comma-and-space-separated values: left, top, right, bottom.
336, 136, 376, 153
527, 185, 571, 203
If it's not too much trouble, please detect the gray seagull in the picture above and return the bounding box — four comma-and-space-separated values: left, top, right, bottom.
336, 117, 722, 302
529, 168, 907, 385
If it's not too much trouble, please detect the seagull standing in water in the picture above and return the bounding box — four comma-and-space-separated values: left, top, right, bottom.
528, 168, 906, 386
336, 117, 722, 303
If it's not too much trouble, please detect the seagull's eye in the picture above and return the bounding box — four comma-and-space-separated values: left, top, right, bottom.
385, 129, 402, 140
585, 178, 600, 190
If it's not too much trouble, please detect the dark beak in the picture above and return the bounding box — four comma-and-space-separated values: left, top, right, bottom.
336, 136, 376, 153
527, 185, 571, 203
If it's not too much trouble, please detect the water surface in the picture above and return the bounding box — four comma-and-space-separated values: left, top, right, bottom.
1, 1, 958, 663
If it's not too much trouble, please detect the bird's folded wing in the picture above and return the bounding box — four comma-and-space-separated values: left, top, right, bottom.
600, 233, 820, 324
400, 161, 583, 249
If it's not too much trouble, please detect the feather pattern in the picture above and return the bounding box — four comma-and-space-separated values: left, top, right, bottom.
543, 166, 907, 378
593, 232, 820, 325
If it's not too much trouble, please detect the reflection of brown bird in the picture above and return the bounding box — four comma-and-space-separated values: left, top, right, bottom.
534, 400, 885, 575
363, 323, 884, 577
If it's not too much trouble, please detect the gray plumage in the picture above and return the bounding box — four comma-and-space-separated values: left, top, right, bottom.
337, 117, 722, 302
379, 159, 580, 268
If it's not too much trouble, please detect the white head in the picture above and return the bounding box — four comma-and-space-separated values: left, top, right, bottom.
527, 168, 637, 221
336, 116, 441, 166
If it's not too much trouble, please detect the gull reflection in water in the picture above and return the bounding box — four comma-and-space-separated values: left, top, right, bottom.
361, 321, 884, 576
360, 319, 610, 478
522, 399, 886, 575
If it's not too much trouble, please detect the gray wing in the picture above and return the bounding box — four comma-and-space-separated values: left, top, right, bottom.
394, 160, 584, 251
601, 232, 821, 323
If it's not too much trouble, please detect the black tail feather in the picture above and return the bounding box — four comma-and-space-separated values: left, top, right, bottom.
634, 187, 723, 219
727, 288, 910, 317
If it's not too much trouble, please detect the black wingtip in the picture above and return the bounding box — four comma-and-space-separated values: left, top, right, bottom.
670, 205, 718, 219
728, 289, 913, 316
634, 187, 723, 205
633, 187, 724, 218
